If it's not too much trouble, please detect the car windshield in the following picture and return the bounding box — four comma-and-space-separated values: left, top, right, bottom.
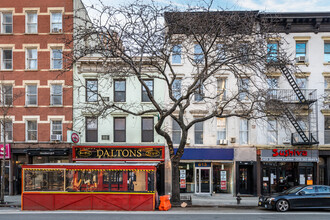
282, 186, 304, 194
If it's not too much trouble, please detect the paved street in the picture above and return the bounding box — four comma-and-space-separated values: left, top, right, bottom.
0, 207, 330, 220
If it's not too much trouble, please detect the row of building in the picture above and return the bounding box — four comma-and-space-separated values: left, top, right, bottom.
1, 0, 330, 197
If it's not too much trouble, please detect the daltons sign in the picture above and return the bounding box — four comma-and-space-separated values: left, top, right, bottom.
261, 149, 318, 162
73, 146, 164, 161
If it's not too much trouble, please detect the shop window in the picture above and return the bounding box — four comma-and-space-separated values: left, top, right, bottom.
194, 80, 204, 102
50, 84, 62, 105
325, 43, 330, 63
172, 79, 181, 100
86, 79, 98, 102
212, 163, 233, 193
26, 85, 37, 106
26, 48, 37, 70
114, 79, 126, 102
51, 12, 62, 33
179, 163, 194, 193
239, 119, 248, 144
26, 120, 37, 141
51, 48, 63, 69
194, 121, 203, 144
1, 12, 13, 34
1, 48, 12, 70
0, 84, 13, 106
239, 78, 249, 101
172, 44, 182, 64
217, 118, 226, 142
194, 44, 204, 64
114, 117, 126, 142
267, 119, 277, 145
24, 169, 64, 191
0, 120, 12, 142
141, 79, 153, 102
172, 119, 181, 145
217, 78, 226, 101
26, 12, 38, 33
325, 116, 330, 144
141, 117, 154, 142
86, 117, 97, 142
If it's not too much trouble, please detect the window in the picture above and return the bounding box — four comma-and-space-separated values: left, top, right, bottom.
267, 42, 278, 62
26, 120, 37, 141
1, 49, 12, 70
217, 44, 225, 62
267, 77, 278, 99
26, 85, 37, 106
51, 12, 62, 33
1, 84, 12, 105
239, 78, 249, 101
86, 79, 98, 102
50, 84, 62, 105
0, 120, 12, 142
142, 117, 154, 142
172, 119, 181, 145
194, 80, 203, 102
239, 43, 249, 64
172, 79, 181, 100
1, 12, 13, 33
296, 42, 306, 58
172, 44, 181, 64
325, 77, 330, 102
300, 186, 317, 195
194, 121, 203, 144
217, 78, 226, 101
141, 79, 153, 102
114, 117, 126, 142
26, 12, 37, 33
51, 48, 62, 69
86, 117, 98, 142
325, 117, 330, 144
114, 80, 126, 102
217, 118, 226, 141
267, 119, 277, 145
240, 119, 248, 144
26, 48, 37, 70
194, 44, 203, 64
51, 120, 62, 140
325, 43, 330, 63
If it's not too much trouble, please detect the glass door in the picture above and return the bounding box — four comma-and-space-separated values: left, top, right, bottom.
195, 168, 211, 194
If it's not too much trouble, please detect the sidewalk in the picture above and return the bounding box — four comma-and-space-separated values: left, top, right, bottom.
0, 194, 258, 208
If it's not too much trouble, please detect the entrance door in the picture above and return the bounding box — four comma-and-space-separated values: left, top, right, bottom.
195, 168, 211, 194
239, 165, 253, 194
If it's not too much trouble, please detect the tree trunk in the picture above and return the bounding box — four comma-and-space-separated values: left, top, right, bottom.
171, 158, 180, 205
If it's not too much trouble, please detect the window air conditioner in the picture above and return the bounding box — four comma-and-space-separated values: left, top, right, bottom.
51, 134, 62, 141
296, 56, 306, 63
217, 139, 228, 145
230, 137, 236, 143
282, 138, 291, 144
52, 28, 59, 33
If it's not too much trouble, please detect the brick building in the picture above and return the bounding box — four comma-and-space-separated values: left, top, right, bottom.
0, 0, 86, 195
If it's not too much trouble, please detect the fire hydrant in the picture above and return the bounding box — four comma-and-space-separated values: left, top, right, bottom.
236, 193, 242, 204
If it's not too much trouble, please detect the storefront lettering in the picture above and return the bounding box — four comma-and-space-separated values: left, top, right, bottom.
96, 149, 142, 158
272, 149, 308, 157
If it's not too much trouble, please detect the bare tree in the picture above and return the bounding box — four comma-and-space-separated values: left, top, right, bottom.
0, 83, 23, 204
72, 1, 297, 203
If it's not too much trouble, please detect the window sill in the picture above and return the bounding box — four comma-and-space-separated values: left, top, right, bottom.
25, 69, 39, 72
49, 69, 64, 71
171, 63, 183, 66
25, 105, 38, 108
323, 62, 330, 65
141, 101, 153, 103
24, 33, 38, 35
49, 32, 64, 35
49, 105, 63, 107
26, 140, 38, 143
114, 101, 126, 104
192, 101, 205, 104
0, 33, 13, 35
0, 69, 13, 72
295, 62, 309, 66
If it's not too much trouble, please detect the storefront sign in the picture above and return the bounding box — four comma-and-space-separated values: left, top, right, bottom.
261, 149, 318, 162
195, 162, 211, 167
0, 144, 10, 159
73, 146, 164, 161
180, 170, 186, 188
220, 171, 227, 190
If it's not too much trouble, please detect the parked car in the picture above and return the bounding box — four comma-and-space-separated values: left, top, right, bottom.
258, 185, 330, 212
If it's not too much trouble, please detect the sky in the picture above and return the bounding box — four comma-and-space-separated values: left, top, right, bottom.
82, 0, 330, 12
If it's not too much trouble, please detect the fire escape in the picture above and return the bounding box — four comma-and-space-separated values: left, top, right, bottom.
268, 65, 319, 146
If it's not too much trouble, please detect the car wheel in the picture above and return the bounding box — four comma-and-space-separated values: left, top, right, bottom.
276, 199, 289, 212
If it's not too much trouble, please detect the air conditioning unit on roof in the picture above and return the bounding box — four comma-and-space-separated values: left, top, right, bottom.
51, 134, 62, 141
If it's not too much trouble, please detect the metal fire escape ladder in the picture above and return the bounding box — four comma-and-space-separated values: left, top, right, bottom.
283, 107, 309, 143
280, 66, 306, 103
